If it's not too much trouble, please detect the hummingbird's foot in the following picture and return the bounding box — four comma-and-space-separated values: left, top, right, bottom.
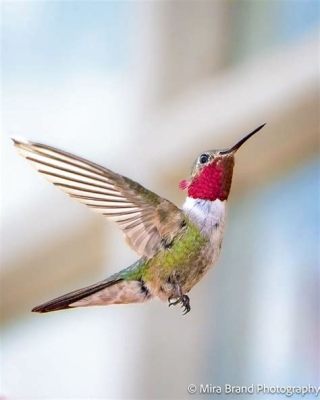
168, 294, 191, 315
181, 295, 191, 315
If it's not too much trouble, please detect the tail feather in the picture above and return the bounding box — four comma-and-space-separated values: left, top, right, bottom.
32, 278, 122, 313
32, 259, 151, 314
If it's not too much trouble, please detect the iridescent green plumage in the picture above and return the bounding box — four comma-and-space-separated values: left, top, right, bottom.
13, 124, 265, 315
30, 219, 209, 313
13, 137, 199, 313
123, 220, 208, 294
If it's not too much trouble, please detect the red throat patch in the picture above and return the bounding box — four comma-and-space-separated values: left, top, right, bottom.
187, 158, 234, 201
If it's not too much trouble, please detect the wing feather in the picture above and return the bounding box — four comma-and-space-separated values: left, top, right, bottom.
13, 138, 185, 257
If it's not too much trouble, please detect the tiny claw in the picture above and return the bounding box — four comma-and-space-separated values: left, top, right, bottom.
181, 295, 191, 315
168, 294, 191, 315
182, 304, 191, 315
168, 297, 180, 307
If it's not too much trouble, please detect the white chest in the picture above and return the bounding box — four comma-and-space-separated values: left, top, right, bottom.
182, 197, 226, 240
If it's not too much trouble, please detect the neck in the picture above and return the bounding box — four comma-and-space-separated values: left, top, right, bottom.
187, 158, 234, 201
183, 197, 226, 237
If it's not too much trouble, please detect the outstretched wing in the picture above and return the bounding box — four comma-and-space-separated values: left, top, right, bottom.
13, 138, 185, 258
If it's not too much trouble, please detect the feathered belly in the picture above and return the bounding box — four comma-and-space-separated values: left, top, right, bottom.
167, 197, 226, 296
145, 198, 226, 300
181, 227, 224, 293
147, 220, 225, 300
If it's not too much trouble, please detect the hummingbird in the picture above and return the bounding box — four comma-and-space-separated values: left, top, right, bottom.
13, 123, 265, 315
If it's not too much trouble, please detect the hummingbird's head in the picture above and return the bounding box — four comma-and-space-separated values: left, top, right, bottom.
179, 124, 266, 201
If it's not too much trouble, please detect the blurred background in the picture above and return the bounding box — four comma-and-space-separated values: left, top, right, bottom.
1, 1, 319, 399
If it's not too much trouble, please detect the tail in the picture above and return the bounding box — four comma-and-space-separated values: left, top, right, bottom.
32, 273, 152, 314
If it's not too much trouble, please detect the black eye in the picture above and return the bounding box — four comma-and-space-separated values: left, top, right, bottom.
199, 154, 209, 164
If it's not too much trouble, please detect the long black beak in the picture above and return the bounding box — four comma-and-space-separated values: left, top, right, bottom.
220, 123, 266, 155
